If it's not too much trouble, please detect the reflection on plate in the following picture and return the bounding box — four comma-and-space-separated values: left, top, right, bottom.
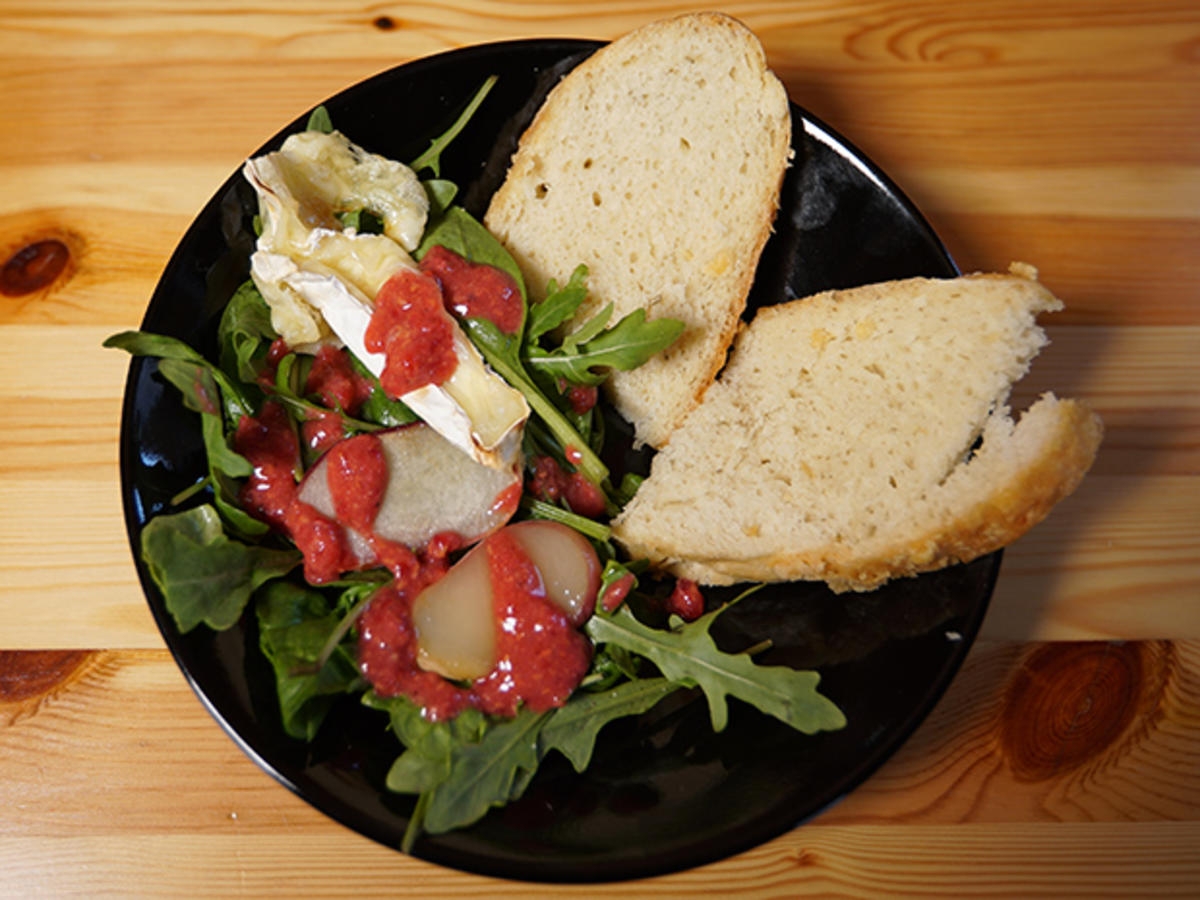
116, 39, 995, 883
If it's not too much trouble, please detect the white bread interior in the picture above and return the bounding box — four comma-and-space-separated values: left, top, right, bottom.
484, 12, 792, 448
610, 265, 1104, 592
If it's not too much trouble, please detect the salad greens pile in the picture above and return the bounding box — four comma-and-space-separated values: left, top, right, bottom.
106, 80, 845, 850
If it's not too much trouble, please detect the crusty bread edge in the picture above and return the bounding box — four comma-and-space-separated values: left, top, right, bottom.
618, 394, 1103, 592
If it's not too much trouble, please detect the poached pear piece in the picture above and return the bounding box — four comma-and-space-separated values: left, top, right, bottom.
297, 423, 521, 565
242, 129, 528, 471
412, 521, 601, 682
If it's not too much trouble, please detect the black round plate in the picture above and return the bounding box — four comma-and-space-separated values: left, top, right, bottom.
117, 39, 997, 883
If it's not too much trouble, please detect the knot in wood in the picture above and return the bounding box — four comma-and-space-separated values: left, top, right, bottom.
0, 650, 92, 702
1000, 642, 1146, 782
1, 239, 71, 296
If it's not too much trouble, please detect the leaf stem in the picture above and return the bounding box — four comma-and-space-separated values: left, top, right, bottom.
521, 498, 611, 541
410, 76, 498, 176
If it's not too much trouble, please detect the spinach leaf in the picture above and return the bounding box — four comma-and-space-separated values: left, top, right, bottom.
140, 505, 299, 633
217, 278, 276, 383
586, 605, 846, 734
422, 179, 458, 220
416, 205, 527, 310
256, 581, 364, 741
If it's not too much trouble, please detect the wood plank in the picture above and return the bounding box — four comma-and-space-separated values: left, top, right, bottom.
5, 473, 1193, 649
984, 475, 1200, 641
2, 642, 1196, 835
928, 215, 1200, 327
3, 4, 1196, 169
1, 823, 1198, 897
820, 640, 1200, 823
0, 208, 187, 325
0, 645, 1197, 894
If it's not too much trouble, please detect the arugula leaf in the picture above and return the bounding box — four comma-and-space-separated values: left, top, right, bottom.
256, 581, 364, 740
526, 264, 589, 343
140, 505, 299, 633
421, 706, 548, 834
461, 316, 609, 487
409, 75, 498, 177
541, 677, 678, 771
105, 330, 255, 422
265, 350, 390, 438
586, 605, 846, 734
527, 307, 687, 387
521, 497, 611, 541
154, 360, 251, 475
348, 352, 419, 427
150, 356, 267, 537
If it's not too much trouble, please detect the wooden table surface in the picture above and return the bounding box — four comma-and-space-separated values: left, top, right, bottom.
2, 1, 1198, 895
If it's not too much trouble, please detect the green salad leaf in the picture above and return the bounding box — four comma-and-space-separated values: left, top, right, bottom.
527, 305, 686, 387
218, 279, 276, 383
104, 76, 849, 853
417, 205, 527, 310
366, 672, 681, 849
105, 330, 255, 422
526, 264, 589, 342
306, 105, 334, 134
419, 706, 547, 834
586, 604, 846, 734
140, 505, 299, 632
540, 676, 678, 771
256, 581, 364, 740
347, 353, 419, 428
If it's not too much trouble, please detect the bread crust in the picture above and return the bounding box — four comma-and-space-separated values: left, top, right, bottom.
651, 397, 1102, 591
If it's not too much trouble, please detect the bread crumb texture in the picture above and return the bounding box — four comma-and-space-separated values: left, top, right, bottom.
611, 269, 1103, 592
485, 12, 792, 448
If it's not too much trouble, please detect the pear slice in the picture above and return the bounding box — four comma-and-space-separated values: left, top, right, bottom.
410, 520, 601, 682
412, 547, 495, 681
296, 423, 520, 561
507, 521, 600, 626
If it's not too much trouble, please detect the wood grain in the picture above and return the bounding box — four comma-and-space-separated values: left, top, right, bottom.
0, 643, 1196, 894
2, 0, 1197, 895
3, 824, 1199, 897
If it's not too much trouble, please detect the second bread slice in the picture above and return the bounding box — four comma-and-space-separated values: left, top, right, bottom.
610, 265, 1103, 592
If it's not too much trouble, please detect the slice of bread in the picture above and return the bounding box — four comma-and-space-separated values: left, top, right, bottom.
484, 12, 792, 448
610, 264, 1104, 592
